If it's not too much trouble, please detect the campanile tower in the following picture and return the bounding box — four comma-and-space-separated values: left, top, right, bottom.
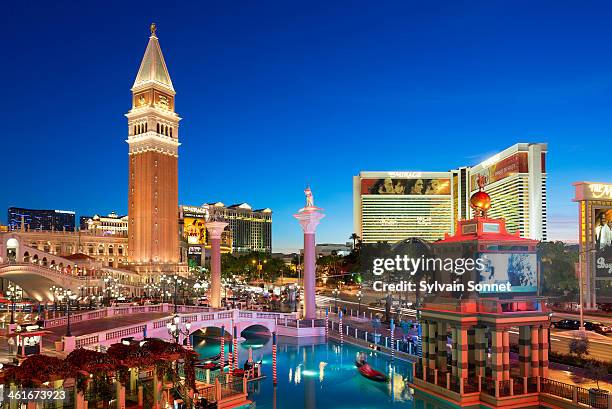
126, 24, 180, 271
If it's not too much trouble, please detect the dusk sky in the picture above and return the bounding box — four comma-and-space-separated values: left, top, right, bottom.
2, 1, 612, 251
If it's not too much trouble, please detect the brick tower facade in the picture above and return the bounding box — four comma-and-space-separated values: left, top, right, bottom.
126, 24, 180, 273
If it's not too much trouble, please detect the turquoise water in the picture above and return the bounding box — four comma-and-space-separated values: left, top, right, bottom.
193, 334, 417, 408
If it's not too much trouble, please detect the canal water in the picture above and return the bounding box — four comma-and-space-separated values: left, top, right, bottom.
193, 331, 469, 409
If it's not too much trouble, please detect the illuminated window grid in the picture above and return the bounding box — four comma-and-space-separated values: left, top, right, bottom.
360, 195, 452, 243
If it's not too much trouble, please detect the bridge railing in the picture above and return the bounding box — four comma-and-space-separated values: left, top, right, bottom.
71, 308, 298, 350
44, 303, 212, 328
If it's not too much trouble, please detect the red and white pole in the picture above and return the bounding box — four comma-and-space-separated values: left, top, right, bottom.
220, 325, 225, 372
272, 332, 277, 385
233, 325, 239, 370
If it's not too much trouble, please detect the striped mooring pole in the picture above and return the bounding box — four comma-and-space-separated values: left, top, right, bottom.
233, 325, 239, 370
220, 325, 225, 372
390, 319, 395, 360
325, 308, 329, 339
272, 332, 278, 385
339, 310, 344, 344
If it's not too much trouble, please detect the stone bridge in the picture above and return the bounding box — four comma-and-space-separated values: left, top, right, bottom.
69, 308, 323, 351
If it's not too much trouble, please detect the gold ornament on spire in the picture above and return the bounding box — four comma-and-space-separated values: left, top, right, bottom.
150, 23, 157, 36
470, 175, 491, 218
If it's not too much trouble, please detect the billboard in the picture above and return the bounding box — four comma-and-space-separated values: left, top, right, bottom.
361, 178, 451, 195
183, 217, 207, 245
594, 207, 612, 278
471, 152, 529, 187
478, 253, 538, 293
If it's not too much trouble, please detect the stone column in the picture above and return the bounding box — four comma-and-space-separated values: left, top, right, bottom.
468, 327, 476, 373
436, 322, 448, 373
428, 322, 437, 370
502, 330, 510, 380
294, 207, 325, 320
539, 326, 549, 378
475, 326, 486, 377
206, 221, 228, 309
421, 320, 429, 372
530, 326, 540, 377
519, 326, 531, 377
491, 329, 503, 381
451, 326, 458, 376
456, 327, 468, 380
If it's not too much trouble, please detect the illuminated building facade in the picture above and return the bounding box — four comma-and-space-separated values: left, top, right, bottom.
353, 171, 455, 243
8, 207, 76, 232
0, 229, 127, 268
179, 203, 272, 262
126, 25, 180, 272
574, 181, 612, 308
80, 212, 129, 236
469, 143, 547, 241
354, 143, 548, 244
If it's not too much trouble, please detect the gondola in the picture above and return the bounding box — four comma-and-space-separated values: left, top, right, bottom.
195, 360, 229, 371
355, 361, 388, 382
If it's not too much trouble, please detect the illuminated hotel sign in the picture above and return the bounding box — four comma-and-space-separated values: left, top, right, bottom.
588, 183, 612, 200
387, 171, 422, 178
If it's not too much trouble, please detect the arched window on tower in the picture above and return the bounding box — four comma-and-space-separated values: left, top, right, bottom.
145, 122, 147, 132
133, 125, 136, 135
170, 128, 173, 138
165, 125, 168, 136
157, 123, 160, 133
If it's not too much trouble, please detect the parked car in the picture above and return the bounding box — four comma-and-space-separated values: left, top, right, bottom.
584, 321, 612, 335
551, 319, 580, 330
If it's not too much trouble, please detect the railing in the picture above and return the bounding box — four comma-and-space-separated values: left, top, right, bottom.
218, 377, 245, 400
44, 304, 176, 328
327, 319, 420, 356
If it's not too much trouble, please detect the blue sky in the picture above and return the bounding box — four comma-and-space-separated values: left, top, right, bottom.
1, 1, 611, 251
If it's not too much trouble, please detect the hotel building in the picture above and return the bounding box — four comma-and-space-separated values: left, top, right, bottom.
8, 207, 76, 232
353, 171, 455, 243
354, 143, 547, 244
179, 203, 272, 264
80, 212, 129, 236
469, 143, 547, 241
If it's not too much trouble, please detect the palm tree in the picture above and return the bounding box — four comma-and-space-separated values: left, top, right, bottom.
349, 233, 359, 249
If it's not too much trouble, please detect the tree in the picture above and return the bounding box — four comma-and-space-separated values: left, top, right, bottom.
538, 241, 578, 297
585, 361, 608, 390
569, 334, 590, 359
349, 233, 359, 249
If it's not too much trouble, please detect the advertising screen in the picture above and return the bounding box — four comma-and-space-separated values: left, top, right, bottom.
183, 217, 207, 245
361, 178, 451, 195
478, 253, 538, 293
470, 152, 529, 187
594, 207, 612, 278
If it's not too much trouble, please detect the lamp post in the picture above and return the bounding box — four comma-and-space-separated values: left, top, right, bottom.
333, 287, 339, 312
6, 285, 17, 325
170, 275, 183, 314
63, 291, 78, 337
166, 314, 191, 344
357, 290, 363, 316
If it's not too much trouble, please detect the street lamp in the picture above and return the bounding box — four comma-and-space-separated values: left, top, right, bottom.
357, 290, 363, 316
6, 285, 17, 325
65, 290, 78, 337
333, 287, 340, 312
166, 314, 191, 344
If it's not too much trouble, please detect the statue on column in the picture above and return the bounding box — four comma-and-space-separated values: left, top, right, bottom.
305, 186, 314, 208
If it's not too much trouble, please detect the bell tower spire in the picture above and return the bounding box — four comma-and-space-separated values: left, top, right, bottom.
126, 24, 180, 272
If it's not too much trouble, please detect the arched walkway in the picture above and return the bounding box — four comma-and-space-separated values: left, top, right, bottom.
240, 324, 271, 339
